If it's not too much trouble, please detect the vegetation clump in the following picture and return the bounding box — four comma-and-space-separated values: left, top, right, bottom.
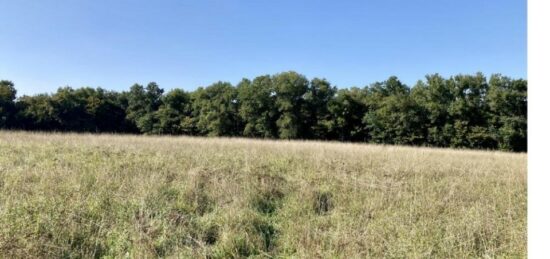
313, 190, 334, 215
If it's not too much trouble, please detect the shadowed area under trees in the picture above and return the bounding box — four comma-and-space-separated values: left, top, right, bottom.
0, 71, 527, 151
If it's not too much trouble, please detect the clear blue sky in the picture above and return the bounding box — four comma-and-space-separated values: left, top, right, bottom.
1, 0, 526, 96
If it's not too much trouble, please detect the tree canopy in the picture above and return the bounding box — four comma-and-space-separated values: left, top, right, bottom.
0, 71, 527, 151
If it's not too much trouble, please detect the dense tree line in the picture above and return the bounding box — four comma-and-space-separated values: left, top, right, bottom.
0, 71, 527, 151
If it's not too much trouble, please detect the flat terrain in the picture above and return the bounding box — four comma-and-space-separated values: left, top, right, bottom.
0, 131, 526, 258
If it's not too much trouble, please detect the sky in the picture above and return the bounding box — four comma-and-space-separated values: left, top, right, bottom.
1, 0, 526, 96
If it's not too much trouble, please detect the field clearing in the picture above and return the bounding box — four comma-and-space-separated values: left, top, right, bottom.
0, 131, 526, 258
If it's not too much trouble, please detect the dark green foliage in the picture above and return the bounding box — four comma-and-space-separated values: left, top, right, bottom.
15, 94, 59, 130
445, 73, 496, 149
411, 74, 454, 146
0, 80, 18, 128
304, 78, 337, 139
0, 71, 527, 151
15, 87, 133, 132
325, 87, 369, 141
365, 77, 428, 145
487, 75, 527, 151
154, 89, 193, 134
126, 82, 164, 133
272, 71, 309, 139
192, 82, 241, 136
237, 76, 279, 138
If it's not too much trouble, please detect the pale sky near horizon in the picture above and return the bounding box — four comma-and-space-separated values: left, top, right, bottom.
1, 0, 526, 96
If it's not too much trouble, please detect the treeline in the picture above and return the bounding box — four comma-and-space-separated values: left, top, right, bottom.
0, 71, 526, 151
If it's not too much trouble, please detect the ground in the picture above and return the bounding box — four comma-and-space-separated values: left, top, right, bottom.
0, 131, 526, 258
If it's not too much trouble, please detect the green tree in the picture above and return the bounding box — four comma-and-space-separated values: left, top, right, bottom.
81, 88, 132, 132
303, 78, 337, 139
237, 76, 278, 138
411, 74, 454, 147
272, 71, 309, 139
193, 82, 240, 136
487, 75, 527, 151
364, 77, 427, 145
0, 80, 17, 128
126, 82, 164, 133
324, 87, 368, 141
446, 73, 497, 149
154, 88, 193, 134
50, 87, 94, 131
16, 94, 59, 130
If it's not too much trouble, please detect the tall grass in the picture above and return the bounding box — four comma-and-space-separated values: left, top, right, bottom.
0, 131, 526, 258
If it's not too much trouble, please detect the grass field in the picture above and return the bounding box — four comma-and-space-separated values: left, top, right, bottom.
0, 131, 527, 258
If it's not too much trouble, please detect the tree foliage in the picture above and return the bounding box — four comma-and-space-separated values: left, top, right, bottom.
272, 71, 309, 139
0, 71, 527, 151
0, 80, 17, 128
237, 76, 278, 138
193, 82, 240, 136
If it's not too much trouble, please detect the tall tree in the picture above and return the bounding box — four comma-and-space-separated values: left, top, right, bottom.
82, 88, 132, 132
272, 71, 309, 139
324, 87, 368, 141
487, 75, 527, 151
0, 80, 17, 128
303, 78, 337, 139
126, 82, 164, 133
155, 88, 193, 134
51, 87, 94, 131
237, 76, 278, 138
411, 74, 454, 147
446, 73, 497, 149
193, 82, 240, 136
364, 77, 427, 145
15, 94, 58, 130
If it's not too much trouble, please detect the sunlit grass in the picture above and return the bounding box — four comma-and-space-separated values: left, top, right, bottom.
0, 131, 526, 258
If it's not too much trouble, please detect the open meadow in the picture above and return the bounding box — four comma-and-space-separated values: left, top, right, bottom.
0, 131, 526, 258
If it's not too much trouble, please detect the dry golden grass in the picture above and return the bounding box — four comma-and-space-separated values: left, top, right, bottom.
0, 131, 526, 258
